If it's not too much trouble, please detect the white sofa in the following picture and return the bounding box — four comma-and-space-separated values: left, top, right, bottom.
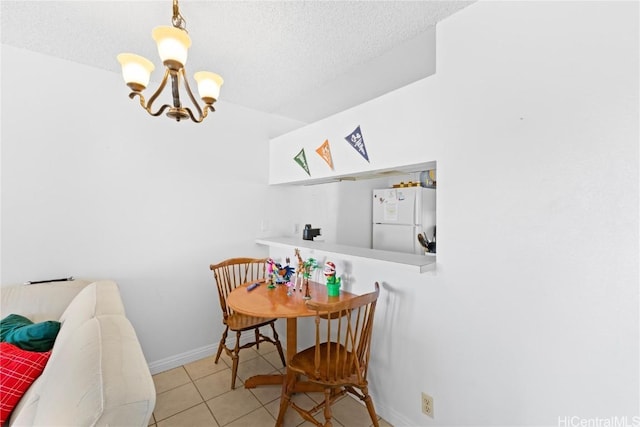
1, 279, 156, 426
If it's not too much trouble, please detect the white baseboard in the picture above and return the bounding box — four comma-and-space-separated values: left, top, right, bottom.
147, 327, 285, 375
330, 389, 417, 426
375, 401, 417, 427
148, 343, 219, 375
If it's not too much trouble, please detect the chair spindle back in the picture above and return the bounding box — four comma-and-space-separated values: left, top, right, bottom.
305, 282, 379, 385
210, 257, 267, 319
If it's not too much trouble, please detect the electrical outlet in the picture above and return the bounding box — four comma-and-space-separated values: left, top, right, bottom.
422, 392, 434, 418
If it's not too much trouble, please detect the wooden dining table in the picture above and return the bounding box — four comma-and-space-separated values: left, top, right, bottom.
227, 279, 357, 389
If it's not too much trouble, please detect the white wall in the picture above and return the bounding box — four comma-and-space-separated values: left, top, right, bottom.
0, 45, 304, 369
267, 1, 639, 426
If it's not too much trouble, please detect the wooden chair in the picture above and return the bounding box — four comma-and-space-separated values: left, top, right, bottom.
276, 282, 380, 427
210, 257, 286, 389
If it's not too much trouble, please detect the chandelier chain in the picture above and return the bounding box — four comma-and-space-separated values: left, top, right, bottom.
172, 0, 187, 31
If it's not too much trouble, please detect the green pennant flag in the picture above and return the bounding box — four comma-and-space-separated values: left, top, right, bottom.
294, 148, 311, 176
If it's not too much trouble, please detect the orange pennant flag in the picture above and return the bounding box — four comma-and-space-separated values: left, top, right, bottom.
315, 139, 334, 170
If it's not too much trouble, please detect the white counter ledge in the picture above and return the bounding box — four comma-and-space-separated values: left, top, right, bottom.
256, 237, 436, 273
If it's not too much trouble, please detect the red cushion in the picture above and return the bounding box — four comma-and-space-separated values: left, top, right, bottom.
0, 342, 51, 424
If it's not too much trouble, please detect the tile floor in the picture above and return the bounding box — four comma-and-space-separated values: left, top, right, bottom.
150, 345, 393, 427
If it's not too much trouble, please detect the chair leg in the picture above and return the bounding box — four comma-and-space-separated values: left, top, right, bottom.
215, 326, 229, 364
323, 388, 334, 427
275, 371, 296, 427
230, 331, 241, 389
361, 386, 379, 427
271, 322, 286, 367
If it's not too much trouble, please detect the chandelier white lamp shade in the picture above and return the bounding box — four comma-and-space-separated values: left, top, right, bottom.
116, 0, 223, 123
194, 72, 224, 104
152, 26, 191, 70
117, 53, 155, 92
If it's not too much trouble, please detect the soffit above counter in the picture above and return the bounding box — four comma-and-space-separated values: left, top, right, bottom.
269, 161, 436, 186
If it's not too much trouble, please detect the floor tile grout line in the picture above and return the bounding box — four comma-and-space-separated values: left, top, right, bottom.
152, 352, 390, 427
203, 398, 222, 427
221, 404, 270, 427
153, 376, 384, 427
152, 365, 226, 424
153, 400, 204, 424
187, 366, 223, 427
190, 352, 272, 426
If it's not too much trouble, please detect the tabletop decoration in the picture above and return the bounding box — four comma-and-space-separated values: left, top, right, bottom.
292, 249, 319, 298
301, 258, 318, 300
276, 257, 295, 283
323, 261, 342, 296
266, 258, 277, 289
286, 281, 294, 297
293, 249, 305, 291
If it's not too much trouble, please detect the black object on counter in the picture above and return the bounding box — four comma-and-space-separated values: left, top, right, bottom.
302, 224, 321, 241
418, 232, 436, 254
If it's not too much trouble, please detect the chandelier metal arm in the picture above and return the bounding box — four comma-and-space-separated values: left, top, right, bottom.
128, 91, 147, 110
146, 69, 171, 113
129, 67, 211, 123
127, 68, 173, 118
182, 105, 215, 123
129, 91, 172, 118
179, 68, 204, 119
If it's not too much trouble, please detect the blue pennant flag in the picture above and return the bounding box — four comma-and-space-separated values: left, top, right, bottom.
344, 125, 369, 163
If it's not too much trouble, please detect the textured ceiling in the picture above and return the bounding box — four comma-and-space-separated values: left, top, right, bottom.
1, 0, 474, 122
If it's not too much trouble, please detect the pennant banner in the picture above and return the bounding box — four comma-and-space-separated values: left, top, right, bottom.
315, 139, 334, 170
294, 148, 311, 176
344, 125, 370, 163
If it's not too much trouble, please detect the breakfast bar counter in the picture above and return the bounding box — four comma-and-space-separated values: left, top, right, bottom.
256, 236, 435, 273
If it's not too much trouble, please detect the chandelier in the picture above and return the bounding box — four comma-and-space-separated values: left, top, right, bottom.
117, 0, 223, 123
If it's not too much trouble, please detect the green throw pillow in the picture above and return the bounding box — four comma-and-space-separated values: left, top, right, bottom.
0, 314, 61, 352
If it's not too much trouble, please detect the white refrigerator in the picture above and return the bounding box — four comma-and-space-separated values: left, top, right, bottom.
372, 187, 436, 255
